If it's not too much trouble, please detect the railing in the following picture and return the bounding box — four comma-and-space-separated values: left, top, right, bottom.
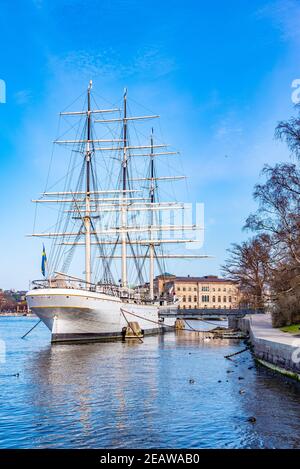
31, 278, 121, 297
159, 307, 265, 317
31, 278, 157, 304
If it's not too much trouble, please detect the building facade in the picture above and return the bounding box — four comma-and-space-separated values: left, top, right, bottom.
154, 274, 239, 309
153, 273, 176, 299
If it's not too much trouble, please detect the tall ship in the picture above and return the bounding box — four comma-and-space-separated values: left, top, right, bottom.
26, 82, 206, 343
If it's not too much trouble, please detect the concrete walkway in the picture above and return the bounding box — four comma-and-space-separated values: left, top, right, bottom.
249, 314, 300, 346
238, 314, 300, 378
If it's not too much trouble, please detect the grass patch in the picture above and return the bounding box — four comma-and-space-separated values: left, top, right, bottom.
280, 323, 300, 334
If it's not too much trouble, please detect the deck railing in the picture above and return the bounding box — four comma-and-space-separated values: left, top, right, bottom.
31, 278, 157, 304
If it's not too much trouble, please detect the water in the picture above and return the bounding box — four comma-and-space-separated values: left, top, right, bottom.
0, 317, 299, 449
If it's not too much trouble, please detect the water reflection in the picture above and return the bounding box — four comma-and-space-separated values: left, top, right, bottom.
0, 318, 299, 448
175, 329, 241, 347
26, 340, 159, 447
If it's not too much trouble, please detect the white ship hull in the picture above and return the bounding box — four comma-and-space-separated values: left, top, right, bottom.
26, 288, 166, 343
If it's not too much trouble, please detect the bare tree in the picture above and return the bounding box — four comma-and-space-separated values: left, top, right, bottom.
275, 114, 300, 159
241, 117, 300, 325
222, 234, 271, 309
223, 111, 300, 325
245, 163, 300, 266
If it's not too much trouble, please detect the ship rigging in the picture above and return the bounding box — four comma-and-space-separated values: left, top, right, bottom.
26, 82, 209, 343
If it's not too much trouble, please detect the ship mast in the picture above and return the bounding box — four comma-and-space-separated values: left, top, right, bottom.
84, 80, 92, 285
29, 84, 211, 288
149, 128, 155, 300
121, 89, 128, 288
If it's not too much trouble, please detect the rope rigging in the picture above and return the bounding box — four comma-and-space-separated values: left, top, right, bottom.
31, 86, 193, 297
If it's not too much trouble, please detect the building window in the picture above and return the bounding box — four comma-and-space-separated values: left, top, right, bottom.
212, 287, 215, 291
194, 287, 197, 291
224, 288, 226, 292
223, 296, 227, 302
224, 305, 226, 309
188, 287, 191, 291
229, 296, 232, 303
218, 288, 221, 292
212, 296, 216, 302
183, 287, 186, 291
202, 295, 209, 302
177, 287, 180, 291
183, 296, 186, 302
218, 296, 221, 302
202, 286, 209, 292
188, 296, 192, 302
194, 296, 197, 302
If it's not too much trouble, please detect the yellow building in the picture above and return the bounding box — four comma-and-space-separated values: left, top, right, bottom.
155, 274, 239, 309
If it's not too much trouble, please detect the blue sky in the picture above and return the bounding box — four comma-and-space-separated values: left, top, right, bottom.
0, 0, 300, 289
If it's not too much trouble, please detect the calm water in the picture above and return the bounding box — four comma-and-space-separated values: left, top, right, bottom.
0, 317, 299, 449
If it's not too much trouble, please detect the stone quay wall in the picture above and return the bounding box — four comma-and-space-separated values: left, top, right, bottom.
229, 315, 300, 380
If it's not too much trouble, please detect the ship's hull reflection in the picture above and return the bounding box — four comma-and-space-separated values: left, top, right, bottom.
28, 338, 161, 448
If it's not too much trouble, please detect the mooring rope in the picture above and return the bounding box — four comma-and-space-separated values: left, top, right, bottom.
120, 309, 144, 343
21, 319, 42, 339
198, 317, 229, 327
120, 308, 217, 334
183, 318, 218, 334
120, 307, 169, 329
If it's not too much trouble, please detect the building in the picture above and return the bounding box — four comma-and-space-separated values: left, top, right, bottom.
155, 274, 239, 309
153, 273, 176, 299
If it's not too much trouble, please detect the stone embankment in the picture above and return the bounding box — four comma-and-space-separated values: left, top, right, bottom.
229, 314, 300, 381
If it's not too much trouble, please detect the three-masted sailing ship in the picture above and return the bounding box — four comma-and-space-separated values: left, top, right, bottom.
26, 82, 206, 343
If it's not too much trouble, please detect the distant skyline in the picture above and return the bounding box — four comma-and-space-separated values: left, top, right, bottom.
1, 0, 300, 289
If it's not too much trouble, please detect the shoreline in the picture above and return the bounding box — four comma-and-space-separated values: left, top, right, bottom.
0, 313, 35, 318
230, 314, 300, 381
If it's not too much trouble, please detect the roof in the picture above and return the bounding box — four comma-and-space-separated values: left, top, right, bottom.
167, 275, 237, 284
155, 272, 176, 279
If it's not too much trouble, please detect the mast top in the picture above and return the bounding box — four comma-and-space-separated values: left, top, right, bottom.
89, 80, 93, 90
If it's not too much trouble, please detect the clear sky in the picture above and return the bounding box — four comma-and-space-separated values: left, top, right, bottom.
0, 0, 299, 290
